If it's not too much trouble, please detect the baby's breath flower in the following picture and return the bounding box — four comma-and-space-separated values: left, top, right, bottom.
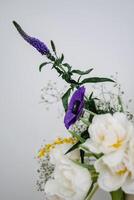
36, 155, 54, 192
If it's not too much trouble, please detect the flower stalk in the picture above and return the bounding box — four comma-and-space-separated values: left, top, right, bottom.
85, 184, 99, 200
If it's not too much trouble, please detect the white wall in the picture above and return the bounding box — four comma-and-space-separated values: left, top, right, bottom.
1, 0, 134, 200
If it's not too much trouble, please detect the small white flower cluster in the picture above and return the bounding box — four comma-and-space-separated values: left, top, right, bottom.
83, 112, 134, 194
40, 81, 67, 109
70, 120, 88, 134
36, 155, 54, 192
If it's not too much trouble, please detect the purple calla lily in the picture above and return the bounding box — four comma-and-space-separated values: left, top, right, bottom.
13, 21, 50, 55
64, 86, 85, 129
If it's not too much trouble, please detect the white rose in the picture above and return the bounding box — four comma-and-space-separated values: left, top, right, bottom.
83, 113, 133, 156
45, 158, 92, 200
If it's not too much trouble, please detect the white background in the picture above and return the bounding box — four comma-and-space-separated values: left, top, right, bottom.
1, 0, 134, 200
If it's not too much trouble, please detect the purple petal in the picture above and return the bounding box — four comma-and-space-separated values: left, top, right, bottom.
64, 86, 85, 129
13, 21, 50, 55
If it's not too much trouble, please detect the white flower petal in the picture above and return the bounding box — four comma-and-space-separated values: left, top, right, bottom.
98, 169, 128, 192
122, 177, 134, 194
46, 195, 64, 200
95, 158, 106, 173
87, 112, 133, 155
102, 149, 125, 167
49, 144, 80, 164
82, 139, 101, 154
45, 179, 60, 196
45, 158, 92, 200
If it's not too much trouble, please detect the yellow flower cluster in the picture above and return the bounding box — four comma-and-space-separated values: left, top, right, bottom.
38, 137, 77, 158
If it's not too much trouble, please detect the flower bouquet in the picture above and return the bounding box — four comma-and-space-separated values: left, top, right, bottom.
13, 21, 134, 200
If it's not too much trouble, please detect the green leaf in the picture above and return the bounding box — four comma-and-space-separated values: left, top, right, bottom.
118, 96, 124, 112
65, 130, 90, 156
63, 63, 72, 72
69, 130, 85, 143
81, 130, 89, 140
53, 59, 62, 67
60, 54, 64, 63
72, 68, 93, 75
89, 92, 93, 99
39, 62, 51, 72
85, 184, 99, 200
54, 66, 63, 76
50, 40, 56, 52
72, 160, 95, 170
62, 88, 72, 111
47, 53, 55, 61
65, 141, 81, 155
61, 74, 78, 85
110, 188, 125, 200
80, 77, 115, 84
80, 149, 85, 163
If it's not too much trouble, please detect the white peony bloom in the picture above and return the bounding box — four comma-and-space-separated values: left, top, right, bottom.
45, 158, 92, 200
95, 137, 134, 194
82, 112, 134, 194
83, 112, 133, 155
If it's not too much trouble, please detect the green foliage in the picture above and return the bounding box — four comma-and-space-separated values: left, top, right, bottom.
50, 40, 56, 53
62, 88, 72, 111
65, 141, 81, 155
39, 62, 51, 72
71, 68, 93, 75
80, 149, 85, 163
38, 41, 115, 136
54, 66, 63, 76
80, 77, 115, 84
39, 41, 115, 107
62, 63, 72, 72
60, 53, 64, 63
69, 130, 85, 143
81, 130, 89, 140
65, 130, 89, 155
110, 188, 125, 200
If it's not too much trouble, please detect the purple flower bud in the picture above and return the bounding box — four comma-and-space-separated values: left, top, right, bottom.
13, 21, 50, 55
64, 86, 85, 129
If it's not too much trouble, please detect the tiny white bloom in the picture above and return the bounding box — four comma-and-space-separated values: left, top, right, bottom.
45, 158, 92, 200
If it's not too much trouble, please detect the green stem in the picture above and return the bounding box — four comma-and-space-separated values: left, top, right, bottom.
118, 96, 124, 112
80, 117, 90, 126
110, 188, 126, 200
85, 184, 99, 200
58, 64, 66, 73
68, 130, 85, 143
83, 109, 97, 116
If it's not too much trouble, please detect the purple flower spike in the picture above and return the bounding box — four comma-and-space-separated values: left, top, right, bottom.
13, 21, 50, 55
64, 86, 85, 129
